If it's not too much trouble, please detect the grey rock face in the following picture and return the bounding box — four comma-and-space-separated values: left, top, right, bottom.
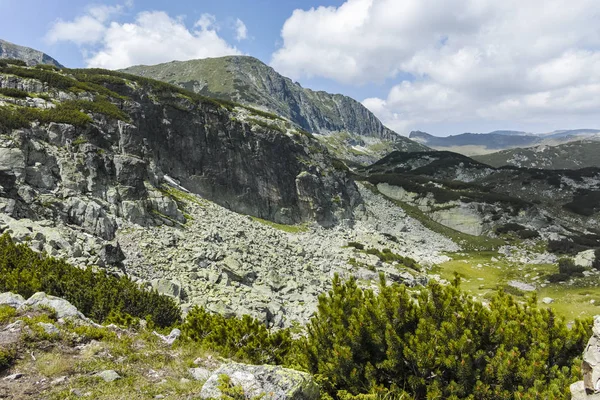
151, 279, 182, 299
0, 292, 25, 308
0, 39, 63, 67
37, 322, 60, 336
189, 367, 212, 381
122, 56, 424, 148
21, 292, 86, 320
199, 362, 319, 400
572, 316, 600, 398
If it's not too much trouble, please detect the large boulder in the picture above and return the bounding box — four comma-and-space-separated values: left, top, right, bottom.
151, 279, 181, 299
199, 362, 319, 400
576, 250, 597, 268
0, 292, 25, 308
20, 292, 85, 320
572, 316, 600, 398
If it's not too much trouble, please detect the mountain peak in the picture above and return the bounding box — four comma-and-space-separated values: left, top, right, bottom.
0, 38, 63, 68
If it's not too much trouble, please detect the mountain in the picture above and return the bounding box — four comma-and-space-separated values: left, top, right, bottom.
473, 140, 600, 169
358, 150, 600, 238
0, 39, 63, 67
409, 130, 541, 152
0, 61, 455, 326
410, 129, 600, 155
122, 56, 428, 164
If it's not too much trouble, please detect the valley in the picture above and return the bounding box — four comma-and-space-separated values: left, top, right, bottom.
0, 36, 599, 399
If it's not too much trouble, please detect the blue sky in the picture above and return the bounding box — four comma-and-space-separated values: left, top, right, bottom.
1, 0, 599, 136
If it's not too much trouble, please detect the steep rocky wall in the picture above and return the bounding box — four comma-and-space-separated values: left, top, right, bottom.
0, 70, 362, 268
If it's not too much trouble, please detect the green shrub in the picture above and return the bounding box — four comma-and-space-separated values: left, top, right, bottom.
0, 305, 16, 324
298, 274, 590, 399
548, 273, 570, 283
182, 306, 292, 365
0, 234, 180, 327
564, 190, 600, 216
347, 242, 365, 250
558, 258, 585, 276
3, 58, 27, 66
34, 64, 60, 71
0, 87, 29, 98
593, 249, 600, 270
0, 346, 16, 372
548, 239, 582, 255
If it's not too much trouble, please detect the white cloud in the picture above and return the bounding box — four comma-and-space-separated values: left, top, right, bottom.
273, 0, 600, 134
235, 18, 247, 41
195, 13, 217, 31
47, 5, 241, 69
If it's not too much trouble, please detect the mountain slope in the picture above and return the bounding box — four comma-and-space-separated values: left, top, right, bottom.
0, 39, 63, 67
358, 151, 600, 239
122, 57, 428, 163
410, 129, 600, 155
473, 140, 600, 169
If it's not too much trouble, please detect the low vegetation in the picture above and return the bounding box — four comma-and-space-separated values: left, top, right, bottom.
0, 87, 29, 98
0, 234, 180, 327
0, 234, 593, 399
298, 274, 590, 399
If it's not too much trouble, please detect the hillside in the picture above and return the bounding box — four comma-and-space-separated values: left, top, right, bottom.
358, 150, 600, 238
0, 39, 63, 67
122, 56, 429, 164
410, 129, 600, 155
473, 140, 600, 169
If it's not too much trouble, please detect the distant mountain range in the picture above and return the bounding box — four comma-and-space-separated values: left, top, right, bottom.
409, 129, 600, 155
473, 140, 600, 169
0, 39, 63, 67
122, 57, 428, 164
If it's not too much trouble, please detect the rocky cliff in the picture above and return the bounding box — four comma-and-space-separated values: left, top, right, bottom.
0, 65, 360, 261
122, 57, 428, 164
0, 39, 63, 67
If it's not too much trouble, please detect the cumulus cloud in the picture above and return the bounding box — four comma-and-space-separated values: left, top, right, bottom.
235, 18, 248, 41
47, 4, 241, 69
46, 4, 126, 44
273, 0, 600, 134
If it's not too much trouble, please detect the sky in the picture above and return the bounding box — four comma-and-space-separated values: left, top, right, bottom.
1, 0, 600, 137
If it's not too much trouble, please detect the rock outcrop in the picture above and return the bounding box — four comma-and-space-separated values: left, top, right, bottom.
571, 316, 600, 399
0, 39, 63, 67
122, 56, 429, 164
199, 362, 320, 400
0, 67, 361, 251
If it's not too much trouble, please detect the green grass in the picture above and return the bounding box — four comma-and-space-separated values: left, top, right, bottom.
250, 216, 308, 233
433, 251, 600, 321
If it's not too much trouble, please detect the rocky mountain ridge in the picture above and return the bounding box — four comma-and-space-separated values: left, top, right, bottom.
472, 140, 600, 169
0, 63, 457, 326
122, 56, 429, 164
0, 39, 63, 67
358, 151, 600, 240
410, 129, 600, 155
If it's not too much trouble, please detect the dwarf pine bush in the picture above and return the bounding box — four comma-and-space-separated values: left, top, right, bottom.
0, 234, 180, 327
297, 274, 590, 399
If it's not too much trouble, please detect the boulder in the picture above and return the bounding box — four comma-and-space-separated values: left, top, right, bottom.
21, 292, 86, 320
153, 328, 181, 346
189, 367, 212, 381
151, 279, 181, 299
199, 362, 319, 400
576, 250, 597, 268
0, 292, 25, 308
37, 322, 60, 336
95, 370, 121, 383
572, 316, 600, 397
